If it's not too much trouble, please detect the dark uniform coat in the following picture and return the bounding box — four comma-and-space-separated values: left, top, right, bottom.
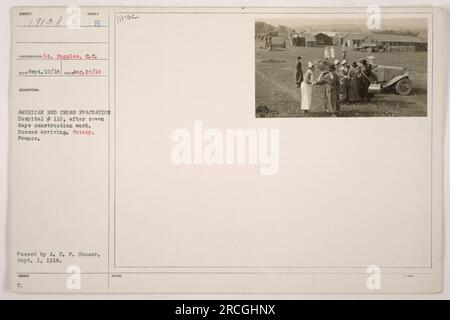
317, 71, 341, 113
295, 61, 303, 85
359, 64, 374, 101
348, 66, 360, 102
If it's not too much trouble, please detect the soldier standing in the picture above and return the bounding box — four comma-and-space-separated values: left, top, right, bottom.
295, 56, 303, 87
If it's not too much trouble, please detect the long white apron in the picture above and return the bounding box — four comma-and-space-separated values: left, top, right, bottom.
300, 71, 313, 110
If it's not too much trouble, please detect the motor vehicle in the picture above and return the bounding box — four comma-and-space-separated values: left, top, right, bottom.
369, 64, 412, 95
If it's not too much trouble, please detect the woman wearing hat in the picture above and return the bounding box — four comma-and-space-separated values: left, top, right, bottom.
330, 46, 336, 59
339, 60, 350, 103
300, 61, 315, 113
324, 46, 330, 60
334, 59, 340, 68
358, 59, 374, 102
316, 64, 341, 115
348, 62, 360, 102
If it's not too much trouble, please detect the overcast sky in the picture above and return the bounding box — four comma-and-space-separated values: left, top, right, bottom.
258, 17, 428, 31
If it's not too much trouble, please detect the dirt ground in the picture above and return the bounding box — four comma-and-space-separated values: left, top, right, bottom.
255, 41, 428, 118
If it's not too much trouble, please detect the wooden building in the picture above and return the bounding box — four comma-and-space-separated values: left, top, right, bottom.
364, 34, 428, 51
342, 33, 368, 47
291, 31, 317, 47
314, 32, 333, 46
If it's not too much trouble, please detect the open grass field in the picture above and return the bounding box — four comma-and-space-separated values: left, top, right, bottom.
255, 40, 428, 117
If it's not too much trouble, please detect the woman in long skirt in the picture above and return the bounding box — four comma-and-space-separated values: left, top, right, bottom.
324, 47, 330, 60
301, 61, 315, 113
348, 62, 360, 102
316, 64, 340, 115
339, 60, 349, 103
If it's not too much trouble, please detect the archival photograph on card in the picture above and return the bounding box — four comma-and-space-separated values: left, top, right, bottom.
255, 17, 428, 118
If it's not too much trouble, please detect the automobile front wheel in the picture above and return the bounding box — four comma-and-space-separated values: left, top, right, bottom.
395, 78, 412, 95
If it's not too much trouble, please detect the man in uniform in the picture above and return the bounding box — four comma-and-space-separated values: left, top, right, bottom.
295, 56, 303, 87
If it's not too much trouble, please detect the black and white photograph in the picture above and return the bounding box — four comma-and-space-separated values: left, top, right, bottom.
1, 2, 449, 303
255, 17, 428, 117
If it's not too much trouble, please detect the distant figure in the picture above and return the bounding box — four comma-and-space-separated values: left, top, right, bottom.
265, 36, 272, 49
316, 64, 340, 115
300, 61, 315, 113
295, 56, 303, 87
341, 46, 347, 60
324, 46, 330, 60
386, 43, 391, 53
330, 46, 336, 59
